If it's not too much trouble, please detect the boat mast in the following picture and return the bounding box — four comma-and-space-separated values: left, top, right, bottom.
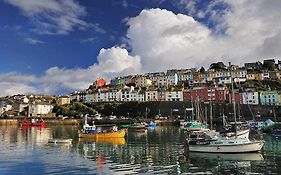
229, 62, 237, 135
210, 100, 213, 130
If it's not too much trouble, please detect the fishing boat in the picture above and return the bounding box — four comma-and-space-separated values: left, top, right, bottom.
78, 116, 126, 139
128, 122, 147, 132
186, 62, 264, 153
20, 117, 45, 128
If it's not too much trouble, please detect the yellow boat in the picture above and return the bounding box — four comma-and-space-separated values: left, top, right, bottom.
78, 129, 127, 139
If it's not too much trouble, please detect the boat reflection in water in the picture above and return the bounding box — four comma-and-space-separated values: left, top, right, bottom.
189, 152, 264, 161
79, 137, 126, 145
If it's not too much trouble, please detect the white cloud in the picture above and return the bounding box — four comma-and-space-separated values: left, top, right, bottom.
4, 0, 104, 35
0, 47, 141, 96
0, 72, 38, 96
125, 3, 281, 72
25, 37, 45, 45
80, 37, 98, 43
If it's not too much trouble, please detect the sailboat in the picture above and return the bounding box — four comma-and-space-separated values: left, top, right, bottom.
181, 98, 207, 131
186, 62, 264, 153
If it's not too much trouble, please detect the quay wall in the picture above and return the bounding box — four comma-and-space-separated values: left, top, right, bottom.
0, 119, 18, 126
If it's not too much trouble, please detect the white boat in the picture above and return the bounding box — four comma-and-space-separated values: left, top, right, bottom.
186, 63, 265, 153
187, 137, 264, 153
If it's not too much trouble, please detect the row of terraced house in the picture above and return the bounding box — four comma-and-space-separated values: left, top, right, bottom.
70, 59, 281, 106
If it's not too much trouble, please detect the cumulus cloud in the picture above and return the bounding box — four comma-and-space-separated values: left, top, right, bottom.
4, 0, 105, 35
125, 1, 281, 71
0, 72, 38, 96
0, 47, 141, 96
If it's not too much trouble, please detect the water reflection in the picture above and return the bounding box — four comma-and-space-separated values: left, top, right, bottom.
0, 125, 280, 174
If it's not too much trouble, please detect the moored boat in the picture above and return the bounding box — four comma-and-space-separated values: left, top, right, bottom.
21, 118, 45, 128
186, 63, 265, 153
272, 129, 281, 137
78, 129, 126, 139
187, 130, 264, 153
128, 122, 147, 132
78, 115, 126, 139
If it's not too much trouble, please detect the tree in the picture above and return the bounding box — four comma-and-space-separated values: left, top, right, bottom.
199, 66, 205, 73
210, 62, 226, 70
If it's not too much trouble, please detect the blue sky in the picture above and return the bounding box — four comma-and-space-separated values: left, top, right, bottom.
0, 0, 281, 96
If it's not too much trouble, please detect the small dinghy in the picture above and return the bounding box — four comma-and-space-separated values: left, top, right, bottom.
48, 139, 72, 144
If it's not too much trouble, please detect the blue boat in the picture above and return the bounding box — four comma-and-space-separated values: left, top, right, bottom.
149, 121, 157, 128
272, 129, 281, 137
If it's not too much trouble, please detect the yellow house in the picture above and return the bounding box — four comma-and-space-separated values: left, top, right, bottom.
57, 96, 70, 105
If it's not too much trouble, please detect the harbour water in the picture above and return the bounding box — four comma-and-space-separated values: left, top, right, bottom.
0, 125, 280, 174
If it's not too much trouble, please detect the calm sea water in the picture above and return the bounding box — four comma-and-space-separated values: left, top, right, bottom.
0, 125, 280, 175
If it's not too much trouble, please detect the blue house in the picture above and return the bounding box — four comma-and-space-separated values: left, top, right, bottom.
259, 91, 279, 105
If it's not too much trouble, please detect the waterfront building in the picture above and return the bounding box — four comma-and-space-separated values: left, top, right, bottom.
213, 76, 231, 85
269, 71, 281, 80
215, 86, 229, 103
259, 91, 279, 105
57, 96, 70, 105
85, 94, 97, 103
134, 75, 152, 87
246, 72, 256, 80
165, 90, 183, 101
120, 86, 145, 102
229, 89, 241, 104
241, 89, 259, 105
183, 87, 208, 102
28, 103, 54, 117
12, 103, 28, 113
0, 103, 12, 115
167, 73, 178, 85
70, 92, 86, 102
262, 70, 270, 80
145, 90, 159, 101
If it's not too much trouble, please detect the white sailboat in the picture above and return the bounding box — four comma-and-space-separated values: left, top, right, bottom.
186, 62, 264, 153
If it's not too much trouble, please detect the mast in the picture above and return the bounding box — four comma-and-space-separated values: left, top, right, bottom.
273, 106, 276, 122
229, 62, 237, 135
210, 100, 213, 130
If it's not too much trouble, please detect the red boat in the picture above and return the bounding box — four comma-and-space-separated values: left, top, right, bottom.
21, 118, 45, 128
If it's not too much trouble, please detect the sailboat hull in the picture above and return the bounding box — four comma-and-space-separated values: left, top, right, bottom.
188, 140, 264, 153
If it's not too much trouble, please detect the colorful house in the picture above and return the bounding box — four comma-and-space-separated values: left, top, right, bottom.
259, 91, 279, 105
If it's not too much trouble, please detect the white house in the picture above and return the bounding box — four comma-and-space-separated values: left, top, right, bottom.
28, 104, 54, 117
241, 89, 259, 105
120, 86, 145, 102
0, 103, 12, 115
165, 91, 183, 101
167, 73, 178, 86
145, 90, 159, 101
